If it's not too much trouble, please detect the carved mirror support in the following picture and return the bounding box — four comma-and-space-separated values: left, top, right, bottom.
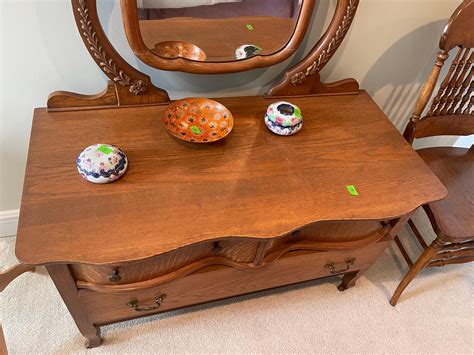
48, 0, 170, 112
267, 0, 359, 97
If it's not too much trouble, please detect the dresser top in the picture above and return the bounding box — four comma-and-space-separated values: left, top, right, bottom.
15, 92, 446, 265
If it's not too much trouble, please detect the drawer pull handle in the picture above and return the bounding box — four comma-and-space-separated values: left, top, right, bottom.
325, 258, 356, 274
126, 293, 167, 312
109, 268, 121, 283
212, 241, 223, 253
291, 230, 301, 238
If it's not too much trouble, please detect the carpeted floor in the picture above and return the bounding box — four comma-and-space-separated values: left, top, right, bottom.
1, 209, 473, 354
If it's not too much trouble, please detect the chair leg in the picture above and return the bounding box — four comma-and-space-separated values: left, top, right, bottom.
390, 237, 444, 306
0, 325, 8, 355
407, 219, 429, 249
0, 265, 35, 292
393, 235, 414, 267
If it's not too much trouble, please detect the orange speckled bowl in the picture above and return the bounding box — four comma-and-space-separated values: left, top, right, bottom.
163, 98, 234, 143
153, 41, 207, 61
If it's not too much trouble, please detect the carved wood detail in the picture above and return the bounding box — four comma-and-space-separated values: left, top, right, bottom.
77, 0, 146, 95
404, 49, 473, 143
428, 48, 473, 116
291, 0, 358, 85
430, 240, 474, 267
433, 248, 474, 262
429, 256, 474, 267
48, 0, 169, 112
267, 0, 360, 97
441, 240, 474, 252
403, 0, 474, 143
48, 0, 364, 108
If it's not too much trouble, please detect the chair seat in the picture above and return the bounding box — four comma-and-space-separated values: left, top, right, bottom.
417, 146, 474, 241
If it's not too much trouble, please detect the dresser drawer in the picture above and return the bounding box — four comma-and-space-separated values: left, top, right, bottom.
71, 221, 383, 286
79, 237, 390, 325
71, 238, 259, 286
271, 220, 383, 248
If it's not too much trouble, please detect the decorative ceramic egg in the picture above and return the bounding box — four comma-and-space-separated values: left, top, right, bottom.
76, 144, 128, 184
264, 102, 303, 136
235, 44, 262, 60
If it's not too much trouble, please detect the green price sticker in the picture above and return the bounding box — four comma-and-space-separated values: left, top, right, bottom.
98, 145, 113, 155
246, 24, 254, 30
346, 185, 359, 196
294, 106, 302, 119
190, 126, 202, 135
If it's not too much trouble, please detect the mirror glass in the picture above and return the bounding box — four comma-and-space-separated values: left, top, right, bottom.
136, 0, 303, 62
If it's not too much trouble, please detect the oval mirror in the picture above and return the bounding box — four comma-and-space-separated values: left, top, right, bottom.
120, 0, 316, 73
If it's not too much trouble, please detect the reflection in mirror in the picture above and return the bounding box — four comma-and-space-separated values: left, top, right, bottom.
136, 0, 303, 62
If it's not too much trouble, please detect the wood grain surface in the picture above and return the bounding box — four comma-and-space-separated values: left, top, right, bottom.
418, 147, 473, 240
15, 92, 446, 266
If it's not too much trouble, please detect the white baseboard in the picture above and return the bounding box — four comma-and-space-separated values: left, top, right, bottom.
0, 209, 19, 238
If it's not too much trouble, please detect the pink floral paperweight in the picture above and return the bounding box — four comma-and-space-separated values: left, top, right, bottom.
265, 102, 303, 136
76, 144, 128, 184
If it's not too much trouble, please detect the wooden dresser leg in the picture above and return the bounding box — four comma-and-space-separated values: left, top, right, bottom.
337, 268, 367, 291
46, 265, 102, 348
390, 237, 444, 306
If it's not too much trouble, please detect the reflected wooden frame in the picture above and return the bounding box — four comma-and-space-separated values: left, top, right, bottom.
120, 0, 317, 74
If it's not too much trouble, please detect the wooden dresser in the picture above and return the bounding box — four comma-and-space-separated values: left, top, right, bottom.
15, 93, 447, 347
13, 0, 450, 347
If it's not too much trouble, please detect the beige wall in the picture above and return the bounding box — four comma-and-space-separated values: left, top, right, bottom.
0, 0, 471, 211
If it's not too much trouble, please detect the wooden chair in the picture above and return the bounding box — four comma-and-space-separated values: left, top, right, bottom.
0, 264, 35, 354
390, 0, 474, 306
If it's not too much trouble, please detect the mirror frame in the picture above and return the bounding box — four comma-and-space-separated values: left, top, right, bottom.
120, 0, 317, 74
48, 0, 360, 112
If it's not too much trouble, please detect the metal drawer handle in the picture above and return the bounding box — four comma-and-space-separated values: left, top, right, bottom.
325, 258, 356, 274
212, 241, 223, 253
126, 293, 167, 312
291, 230, 301, 238
109, 268, 121, 283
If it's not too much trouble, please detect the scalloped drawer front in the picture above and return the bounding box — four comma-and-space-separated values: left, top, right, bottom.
71, 239, 259, 285
277, 220, 384, 245
79, 238, 390, 325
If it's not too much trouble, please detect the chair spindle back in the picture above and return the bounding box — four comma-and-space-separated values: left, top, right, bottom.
404, 0, 474, 143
